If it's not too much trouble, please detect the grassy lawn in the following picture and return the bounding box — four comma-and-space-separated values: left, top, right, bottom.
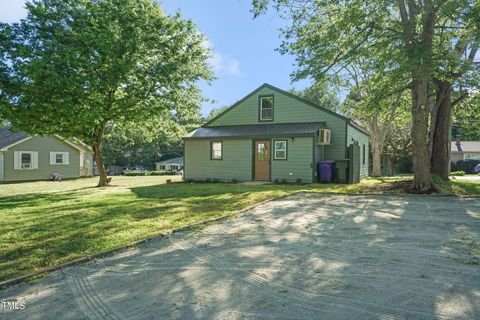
0, 176, 478, 282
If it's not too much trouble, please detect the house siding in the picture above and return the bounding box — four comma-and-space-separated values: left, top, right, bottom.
0, 153, 4, 181
206, 86, 347, 160
271, 137, 314, 183
184, 139, 253, 181
347, 124, 369, 178
4, 136, 80, 181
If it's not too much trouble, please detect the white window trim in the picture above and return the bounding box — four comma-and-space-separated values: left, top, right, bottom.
259, 96, 273, 121
14, 151, 38, 170
50, 151, 70, 165
211, 142, 223, 160
274, 140, 287, 160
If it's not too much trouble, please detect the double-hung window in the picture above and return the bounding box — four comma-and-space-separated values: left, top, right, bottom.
211, 142, 223, 160
21, 152, 32, 169
50, 152, 69, 165
14, 151, 37, 170
274, 140, 287, 160
259, 96, 273, 121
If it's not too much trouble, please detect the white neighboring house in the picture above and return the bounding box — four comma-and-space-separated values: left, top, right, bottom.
155, 157, 184, 172
451, 140, 480, 162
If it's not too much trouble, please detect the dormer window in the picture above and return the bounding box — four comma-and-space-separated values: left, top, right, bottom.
259, 96, 273, 121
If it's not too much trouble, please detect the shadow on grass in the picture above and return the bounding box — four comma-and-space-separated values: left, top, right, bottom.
0, 182, 303, 281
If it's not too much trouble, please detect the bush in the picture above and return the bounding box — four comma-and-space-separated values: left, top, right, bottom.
232, 178, 238, 183
124, 170, 177, 176
296, 178, 302, 183
124, 171, 148, 176
450, 170, 465, 176
397, 155, 413, 174
451, 160, 479, 173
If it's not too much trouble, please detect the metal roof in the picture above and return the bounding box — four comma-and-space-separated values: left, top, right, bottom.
451, 141, 480, 153
185, 122, 325, 139
156, 157, 184, 165
0, 126, 29, 150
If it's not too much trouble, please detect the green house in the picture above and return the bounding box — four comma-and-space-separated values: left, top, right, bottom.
0, 126, 94, 182
184, 84, 369, 183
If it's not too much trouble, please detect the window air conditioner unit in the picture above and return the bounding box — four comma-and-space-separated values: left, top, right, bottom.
317, 129, 331, 145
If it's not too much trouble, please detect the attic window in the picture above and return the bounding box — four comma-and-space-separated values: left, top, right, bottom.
259, 96, 273, 121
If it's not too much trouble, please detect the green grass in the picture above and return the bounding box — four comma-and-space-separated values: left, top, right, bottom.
0, 175, 478, 282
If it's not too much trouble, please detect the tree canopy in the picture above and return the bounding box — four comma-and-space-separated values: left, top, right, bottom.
0, 0, 212, 185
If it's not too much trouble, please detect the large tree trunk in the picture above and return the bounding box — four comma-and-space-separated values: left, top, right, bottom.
371, 138, 384, 177
386, 156, 395, 176
93, 129, 110, 187
431, 80, 452, 181
411, 79, 433, 192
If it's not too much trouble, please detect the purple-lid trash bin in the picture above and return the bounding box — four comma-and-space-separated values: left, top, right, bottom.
318, 160, 335, 183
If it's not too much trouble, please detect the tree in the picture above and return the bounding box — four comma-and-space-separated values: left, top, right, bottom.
102, 117, 192, 168
206, 105, 229, 121
452, 91, 480, 141
429, 5, 480, 180
289, 82, 341, 112
0, 0, 212, 186
252, 0, 478, 192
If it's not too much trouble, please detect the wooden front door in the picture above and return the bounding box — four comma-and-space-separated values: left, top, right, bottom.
254, 141, 270, 180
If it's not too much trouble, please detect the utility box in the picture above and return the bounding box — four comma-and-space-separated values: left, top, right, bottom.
335, 159, 349, 183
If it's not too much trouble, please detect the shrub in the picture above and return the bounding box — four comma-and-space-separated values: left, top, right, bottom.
166, 179, 172, 183
206, 178, 211, 182
232, 178, 238, 183
397, 155, 413, 173
450, 170, 465, 176
273, 178, 280, 183
296, 178, 302, 183
280, 178, 287, 183
148, 171, 163, 176
451, 160, 479, 173
124, 171, 148, 176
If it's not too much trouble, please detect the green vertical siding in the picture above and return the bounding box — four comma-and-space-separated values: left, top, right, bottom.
4, 136, 80, 181
184, 139, 252, 181
347, 125, 369, 178
0, 153, 4, 181
271, 137, 314, 183
207, 86, 347, 160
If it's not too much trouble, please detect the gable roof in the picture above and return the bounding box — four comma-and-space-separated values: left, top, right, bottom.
0, 126, 30, 150
451, 141, 480, 153
156, 157, 184, 165
185, 122, 325, 139
203, 83, 369, 136
0, 126, 90, 152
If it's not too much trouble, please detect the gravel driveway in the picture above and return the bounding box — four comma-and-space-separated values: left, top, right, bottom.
1, 193, 479, 319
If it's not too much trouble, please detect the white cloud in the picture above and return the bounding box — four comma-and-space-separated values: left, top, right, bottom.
0, 0, 28, 23
226, 59, 244, 77
204, 38, 245, 78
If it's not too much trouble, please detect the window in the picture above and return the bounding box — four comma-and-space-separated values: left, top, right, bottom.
160, 165, 166, 170
362, 144, 366, 165
171, 165, 178, 171
21, 152, 32, 169
50, 152, 69, 165
55, 153, 63, 164
14, 151, 37, 170
259, 96, 273, 121
274, 140, 287, 160
211, 142, 223, 160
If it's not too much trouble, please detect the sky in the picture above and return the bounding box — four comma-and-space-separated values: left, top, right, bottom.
0, 0, 311, 116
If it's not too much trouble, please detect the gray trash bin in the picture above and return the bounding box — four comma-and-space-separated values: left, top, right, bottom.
335, 159, 349, 183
